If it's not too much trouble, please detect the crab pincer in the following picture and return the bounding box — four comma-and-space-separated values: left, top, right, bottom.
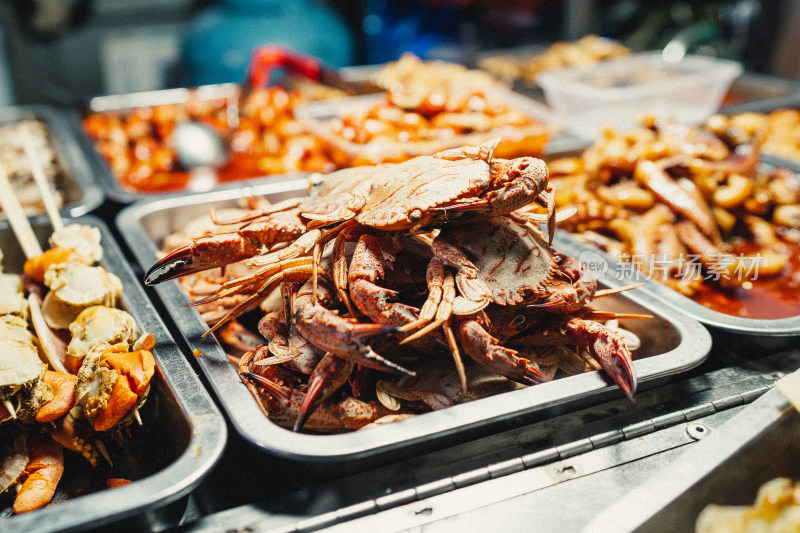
456, 314, 550, 386
292, 278, 415, 376
293, 353, 355, 432
145, 221, 303, 284
564, 318, 637, 399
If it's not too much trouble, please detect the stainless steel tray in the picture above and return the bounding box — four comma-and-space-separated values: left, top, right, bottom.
117, 177, 711, 464
554, 230, 800, 340
720, 72, 800, 113
584, 376, 800, 533
0, 105, 103, 224
71, 84, 311, 204
540, 136, 800, 341
0, 215, 227, 532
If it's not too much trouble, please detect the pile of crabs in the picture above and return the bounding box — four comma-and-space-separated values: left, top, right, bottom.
148, 139, 641, 433
1, 224, 155, 513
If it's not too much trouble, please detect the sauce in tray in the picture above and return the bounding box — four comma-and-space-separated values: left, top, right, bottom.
691, 240, 800, 319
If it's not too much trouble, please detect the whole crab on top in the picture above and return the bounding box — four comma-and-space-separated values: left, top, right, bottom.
146, 139, 639, 431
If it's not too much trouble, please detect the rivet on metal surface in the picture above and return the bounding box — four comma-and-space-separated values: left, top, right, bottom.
687, 423, 710, 440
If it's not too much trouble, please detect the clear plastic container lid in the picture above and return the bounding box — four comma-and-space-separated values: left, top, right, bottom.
537, 52, 743, 139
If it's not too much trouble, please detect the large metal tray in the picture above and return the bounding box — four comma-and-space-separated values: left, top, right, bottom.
583, 375, 800, 532
0, 105, 103, 224
117, 177, 711, 465
0, 215, 227, 532
540, 137, 800, 342
70, 83, 313, 205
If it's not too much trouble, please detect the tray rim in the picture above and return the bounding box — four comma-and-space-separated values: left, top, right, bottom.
116, 176, 711, 463
0, 104, 104, 226
1, 214, 227, 533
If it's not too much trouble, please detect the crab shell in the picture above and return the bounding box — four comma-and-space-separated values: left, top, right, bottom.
67, 305, 139, 365
437, 217, 558, 305
48, 224, 103, 264
355, 156, 493, 230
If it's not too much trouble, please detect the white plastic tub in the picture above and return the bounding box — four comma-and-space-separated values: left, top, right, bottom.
537, 52, 743, 139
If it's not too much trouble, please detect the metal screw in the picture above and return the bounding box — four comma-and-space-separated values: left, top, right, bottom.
687, 423, 710, 440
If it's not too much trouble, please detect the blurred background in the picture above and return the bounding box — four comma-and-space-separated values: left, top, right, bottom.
0, 0, 797, 106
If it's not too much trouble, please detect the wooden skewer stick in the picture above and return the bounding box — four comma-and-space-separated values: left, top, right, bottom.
0, 164, 42, 259
20, 122, 63, 232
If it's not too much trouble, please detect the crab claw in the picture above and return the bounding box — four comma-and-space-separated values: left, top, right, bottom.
294, 353, 354, 432
457, 318, 550, 386
145, 232, 263, 284
565, 318, 637, 399
293, 297, 415, 376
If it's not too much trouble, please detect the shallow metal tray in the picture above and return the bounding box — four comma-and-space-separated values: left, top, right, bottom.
555, 227, 800, 343
584, 375, 800, 532
0, 215, 227, 533
117, 177, 711, 465
70, 84, 311, 204
541, 138, 800, 342
0, 105, 103, 224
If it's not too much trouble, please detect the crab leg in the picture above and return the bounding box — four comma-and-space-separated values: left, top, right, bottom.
400, 258, 453, 336
399, 258, 469, 393
13, 433, 64, 514
455, 313, 550, 386
430, 239, 491, 313
203, 264, 326, 335
145, 221, 304, 284
293, 279, 414, 376
240, 372, 390, 432
256, 308, 322, 374
348, 234, 420, 326
514, 317, 637, 399
528, 253, 598, 314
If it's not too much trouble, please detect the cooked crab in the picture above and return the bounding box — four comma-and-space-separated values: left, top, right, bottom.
74, 334, 155, 432
67, 305, 139, 374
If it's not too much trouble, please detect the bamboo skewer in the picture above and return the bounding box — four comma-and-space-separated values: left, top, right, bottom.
0, 164, 42, 259
20, 123, 63, 232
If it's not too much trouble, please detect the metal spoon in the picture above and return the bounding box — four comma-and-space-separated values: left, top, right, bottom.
172, 120, 230, 192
